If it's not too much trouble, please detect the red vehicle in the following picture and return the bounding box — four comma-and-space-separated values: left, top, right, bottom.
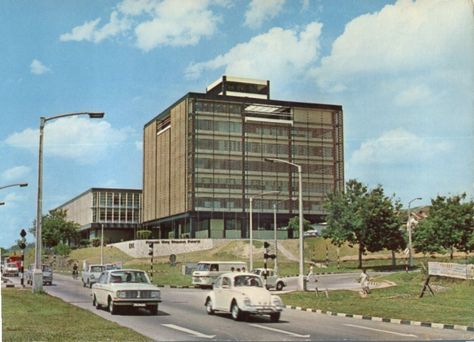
7, 255, 22, 269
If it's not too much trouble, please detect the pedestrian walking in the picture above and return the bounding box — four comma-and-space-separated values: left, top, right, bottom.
359, 268, 370, 295
307, 265, 315, 282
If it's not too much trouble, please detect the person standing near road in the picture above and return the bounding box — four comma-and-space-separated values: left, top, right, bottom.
72, 263, 78, 279
307, 265, 316, 282
359, 268, 370, 295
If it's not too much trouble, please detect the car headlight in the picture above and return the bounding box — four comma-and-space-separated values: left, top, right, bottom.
150, 291, 161, 299
272, 296, 282, 306
116, 291, 127, 298
243, 296, 251, 306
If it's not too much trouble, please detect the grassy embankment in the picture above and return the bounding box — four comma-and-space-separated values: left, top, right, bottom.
1, 288, 149, 342
280, 271, 474, 328
63, 238, 471, 286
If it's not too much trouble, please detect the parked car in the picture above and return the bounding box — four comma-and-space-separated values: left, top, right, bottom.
25, 264, 53, 285
204, 272, 284, 322
192, 261, 247, 288
82, 264, 105, 288
3, 262, 19, 277
303, 229, 319, 237
91, 269, 161, 315
251, 268, 286, 291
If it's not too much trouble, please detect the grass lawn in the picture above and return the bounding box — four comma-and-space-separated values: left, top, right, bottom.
280, 272, 474, 327
2, 288, 150, 342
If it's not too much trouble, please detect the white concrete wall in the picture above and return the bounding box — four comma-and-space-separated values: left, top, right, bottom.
111, 239, 226, 258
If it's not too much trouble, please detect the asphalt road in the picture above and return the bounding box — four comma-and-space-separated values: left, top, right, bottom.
12, 274, 466, 341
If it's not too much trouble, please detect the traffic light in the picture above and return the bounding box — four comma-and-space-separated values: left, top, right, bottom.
18, 229, 27, 249
263, 241, 276, 260
148, 242, 154, 256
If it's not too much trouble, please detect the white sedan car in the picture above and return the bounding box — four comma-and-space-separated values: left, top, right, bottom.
92, 269, 161, 315
205, 272, 284, 322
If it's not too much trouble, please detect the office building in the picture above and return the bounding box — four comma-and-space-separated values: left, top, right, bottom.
143, 76, 343, 239
54, 188, 142, 243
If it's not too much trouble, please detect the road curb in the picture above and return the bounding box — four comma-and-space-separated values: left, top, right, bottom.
156, 285, 193, 289
285, 305, 474, 332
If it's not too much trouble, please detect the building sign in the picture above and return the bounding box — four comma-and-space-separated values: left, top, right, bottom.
428, 262, 474, 280
146, 239, 202, 245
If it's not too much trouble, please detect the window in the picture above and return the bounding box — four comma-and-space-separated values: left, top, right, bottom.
222, 277, 231, 287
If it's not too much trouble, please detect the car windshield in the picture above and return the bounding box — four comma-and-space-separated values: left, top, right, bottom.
91, 266, 105, 272
196, 263, 210, 271
42, 265, 52, 272
105, 264, 120, 270
234, 275, 263, 287
109, 271, 149, 284
7, 263, 17, 268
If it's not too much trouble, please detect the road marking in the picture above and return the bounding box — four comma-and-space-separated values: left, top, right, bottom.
249, 324, 310, 338
162, 324, 215, 339
344, 324, 417, 337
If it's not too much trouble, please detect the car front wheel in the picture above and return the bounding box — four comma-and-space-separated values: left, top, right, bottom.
148, 305, 158, 315
93, 295, 100, 309
270, 312, 280, 322
108, 298, 118, 315
206, 298, 214, 315
276, 282, 284, 291
231, 302, 244, 321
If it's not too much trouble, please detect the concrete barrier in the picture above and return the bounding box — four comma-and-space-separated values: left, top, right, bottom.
111, 239, 226, 258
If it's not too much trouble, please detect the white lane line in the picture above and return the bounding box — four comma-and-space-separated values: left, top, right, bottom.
249, 323, 310, 338
344, 324, 417, 338
162, 324, 215, 339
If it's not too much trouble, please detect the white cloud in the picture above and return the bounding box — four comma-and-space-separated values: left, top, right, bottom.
60, 0, 224, 51
311, 0, 473, 91
4, 117, 129, 165
349, 128, 451, 166
59, 12, 130, 43
30, 59, 51, 75
1, 166, 31, 182
185, 22, 322, 88
244, 0, 286, 29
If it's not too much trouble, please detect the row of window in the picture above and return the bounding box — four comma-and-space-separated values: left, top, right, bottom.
92, 192, 141, 207
195, 118, 334, 140
196, 139, 333, 157
195, 157, 334, 174
194, 197, 325, 211
194, 101, 242, 114
195, 176, 334, 193
92, 208, 140, 223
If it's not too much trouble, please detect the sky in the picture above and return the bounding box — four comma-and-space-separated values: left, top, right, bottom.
0, 0, 473, 248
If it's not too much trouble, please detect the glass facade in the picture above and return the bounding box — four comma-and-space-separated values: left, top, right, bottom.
92, 190, 141, 224
186, 98, 343, 237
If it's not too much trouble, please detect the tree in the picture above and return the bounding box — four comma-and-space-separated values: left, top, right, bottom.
287, 216, 312, 234
323, 179, 404, 268
29, 209, 80, 248
413, 193, 474, 259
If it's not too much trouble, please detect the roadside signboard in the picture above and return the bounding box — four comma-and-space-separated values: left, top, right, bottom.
428, 262, 474, 280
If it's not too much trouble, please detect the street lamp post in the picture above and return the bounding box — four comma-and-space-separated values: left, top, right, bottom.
265, 158, 305, 291
407, 197, 422, 268
0, 183, 28, 190
100, 223, 104, 265
33, 112, 104, 293
248, 191, 280, 271
273, 202, 278, 274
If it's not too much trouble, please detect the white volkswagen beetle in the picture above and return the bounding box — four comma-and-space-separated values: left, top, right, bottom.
92, 269, 161, 315
204, 272, 284, 322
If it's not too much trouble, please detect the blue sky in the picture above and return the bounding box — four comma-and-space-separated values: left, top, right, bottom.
1, 0, 472, 248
